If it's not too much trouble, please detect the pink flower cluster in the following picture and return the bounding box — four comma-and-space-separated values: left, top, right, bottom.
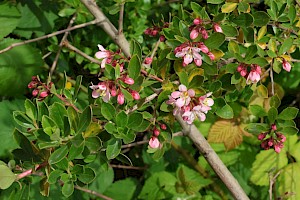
174, 42, 215, 67
166, 85, 214, 124
144, 23, 168, 42
189, 18, 222, 40
237, 64, 262, 84
148, 124, 167, 149
28, 76, 52, 100
95, 45, 113, 69
90, 76, 139, 105
258, 124, 286, 153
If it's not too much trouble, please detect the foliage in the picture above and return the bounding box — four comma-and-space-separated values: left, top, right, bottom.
0, 0, 299, 199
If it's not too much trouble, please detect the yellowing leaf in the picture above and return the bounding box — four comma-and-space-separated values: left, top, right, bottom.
278, 163, 300, 200
208, 119, 244, 150
211, 50, 224, 60
257, 42, 267, 50
188, 68, 204, 82
83, 122, 102, 138
221, 2, 238, 13
257, 26, 267, 41
281, 54, 291, 61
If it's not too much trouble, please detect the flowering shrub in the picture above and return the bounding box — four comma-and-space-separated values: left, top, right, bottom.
0, 0, 299, 199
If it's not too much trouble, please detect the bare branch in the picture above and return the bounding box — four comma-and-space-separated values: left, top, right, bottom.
118, 3, 125, 35
0, 20, 99, 55
74, 185, 113, 200
175, 114, 250, 200
50, 14, 77, 76
80, 0, 130, 57
110, 164, 147, 170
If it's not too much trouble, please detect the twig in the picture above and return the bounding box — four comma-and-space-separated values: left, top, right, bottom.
290, 58, 300, 63
110, 164, 147, 170
74, 185, 113, 200
269, 170, 282, 200
141, 69, 164, 82
80, 0, 130, 57
150, 39, 161, 59
63, 41, 102, 65
15, 162, 48, 181
50, 14, 77, 76
42, 52, 52, 59
126, 93, 158, 114
0, 20, 99, 55
175, 114, 250, 200
121, 140, 149, 148
118, 3, 125, 35
173, 131, 183, 137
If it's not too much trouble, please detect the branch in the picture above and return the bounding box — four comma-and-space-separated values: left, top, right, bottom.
50, 14, 77, 76
175, 115, 250, 200
110, 164, 147, 170
118, 3, 125, 35
74, 185, 113, 200
0, 20, 99, 55
269, 170, 282, 200
80, 0, 130, 57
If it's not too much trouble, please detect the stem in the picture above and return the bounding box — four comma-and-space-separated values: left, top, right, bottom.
175, 115, 250, 200
16, 162, 48, 181
141, 69, 164, 82
50, 14, 77, 77
0, 20, 99, 54
118, 3, 125, 35
125, 92, 158, 114
74, 185, 113, 200
121, 140, 149, 148
269, 170, 282, 200
110, 164, 146, 170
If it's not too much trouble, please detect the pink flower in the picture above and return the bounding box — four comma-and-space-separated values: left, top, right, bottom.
130, 90, 140, 100
271, 124, 277, 131
247, 64, 261, 84
190, 29, 199, 40
237, 64, 247, 77
193, 18, 202, 25
117, 92, 125, 105
213, 23, 223, 33
144, 57, 153, 65
90, 82, 111, 102
167, 85, 195, 108
182, 106, 207, 124
198, 92, 214, 114
274, 142, 284, 153
282, 59, 291, 72
149, 137, 160, 148
160, 35, 166, 42
95, 44, 112, 68
175, 45, 203, 66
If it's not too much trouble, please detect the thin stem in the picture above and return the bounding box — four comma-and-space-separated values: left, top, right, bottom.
110, 164, 146, 170
126, 92, 158, 114
63, 41, 102, 65
0, 20, 99, 55
16, 162, 48, 181
118, 3, 125, 35
121, 140, 149, 148
50, 14, 77, 77
141, 69, 164, 82
74, 185, 113, 200
269, 170, 282, 200
150, 39, 161, 59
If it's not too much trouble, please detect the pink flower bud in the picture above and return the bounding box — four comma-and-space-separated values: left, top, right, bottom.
271, 124, 277, 131
39, 91, 48, 98
144, 28, 151, 35
213, 23, 223, 33
190, 29, 199, 40
274, 143, 284, 153
117, 93, 125, 105
201, 29, 208, 39
267, 138, 274, 147
237, 64, 244, 72
28, 81, 37, 89
144, 57, 153, 65
111, 87, 117, 97
160, 124, 167, 130
193, 18, 202, 25
159, 35, 166, 42
151, 29, 158, 36
240, 70, 247, 77
32, 89, 39, 97
198, 43, 209, 53
258, 132, 266, 140
131, 90, 140, 100
282, 59, 291, 72
149, 137, 160, 148
32, 76, 38, 81
153, 128, 160, 137
123, 77, 134, 85
207, 52, 215, 61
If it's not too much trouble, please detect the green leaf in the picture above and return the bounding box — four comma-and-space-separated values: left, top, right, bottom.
221, 2, 238, 13
204, 32, 225, 49
130, 40, 142, 59
253, 11, 270, 26
268, 107, 278, 123
68, 142, 84, 160
257, 85, 268, 98
13, 129, 38, 158
42, 115, 58, 136
116, 111, 128, 128
62, 181, 74, 198
232, 13, 254, 27
49, 102, 67, 131
270, 94, 281, 108
280, 126, 299, 135
128, 55, 141, 80
188, 75, 204, 88
48, 169, 63, 184
278, 163, 300, 200
251, 149, 288, 186
221, 25, 238, 37
77, 106, 92, 134
85, 137, 102, 152
101, 103, 115, 121
207, 0, 224, 4
245, 45, 257, 61
106, 139, 121, 160
127, 113, 143, 129
78, 167, 96, 184
216, 104, 234, 119
0, 165, 16, 189
278, 107, 298, 120
83, 122, 102, 138
67, 107, 79, 132
58, 8, 76, 17
0, 3, 21, 40
37, 100, 48, 122
24, 99, 37, 121
177, 71, 189, 86
49, 145, 69, 165
249, 105, 267, 117
244, 123, 269, 134
13, 111, 35, 129
104, 178, 137, 200
190, 2, 202, 17
104, 122, 117, 134
73, 75, 82, 101
278, 37, 293, 55
247, 57, 268, 67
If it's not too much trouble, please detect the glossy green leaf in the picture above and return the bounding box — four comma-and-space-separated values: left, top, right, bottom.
253, 11, 270, 26
85, 137, 102, 152
13, 129, 38, 158
62, 181, 74, 197
268, 107, 278, 123
48, 169, 63, 184
73, 75, 82, 101
204, 32, 225, 49
232, 13, 254, 27
116, 111, 128, 128
278, 107, 298, 120
0, 165, 16, 189
13, 111, 35, 129
207, 0, 224, 4
249, 105, 267, 117
244, 123, 269, 134
42, 115, 58, 136
24, 99, 37, 121
67, 107, 79, 132
68, 142, 84, 160
77, 106, 92, 134
270, 94, 281, 108
49, 145, 69, 165
127, 113, 143, 129
49, 102, 67, 131
104, 178, 137, 200
104, 122, 117, 134
221, 25, 238, 37
128, 55, 141, 80
278, 37, 293, 55
130, 39, 142, 59
216, 104, 234, 119
280, 126, 299, 135
0, 3, 20, 39
106, 139, 121, 160
101, 103, 115, 121
78, 167, 96, 184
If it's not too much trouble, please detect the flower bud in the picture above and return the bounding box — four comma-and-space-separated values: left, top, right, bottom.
32, 89, 39, 97
131, 90, 140, 100
153, 128, 160, 137
258, 132, 266, 140
193, 18, 202, 25
190, 29, 199, 40
271, 124, 277, 131
160, 124, 167, 130
151, 29, 158, 36
123, 77, 134, 85
28, 81, 37, 89
39, 91, 48, 98
207, 52, 215, 61
213, 23, 223, 33
159, 35, 166, 42
282, 59, 291, 72
144, 28, 151, 35
144, 57, 153, 65
110, 87, 117, 97
149, 137, 160, 149
201, 29, 208, 39
240, 70, 247, 77
198, 43, 209, 53
117, 93, 125, 105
